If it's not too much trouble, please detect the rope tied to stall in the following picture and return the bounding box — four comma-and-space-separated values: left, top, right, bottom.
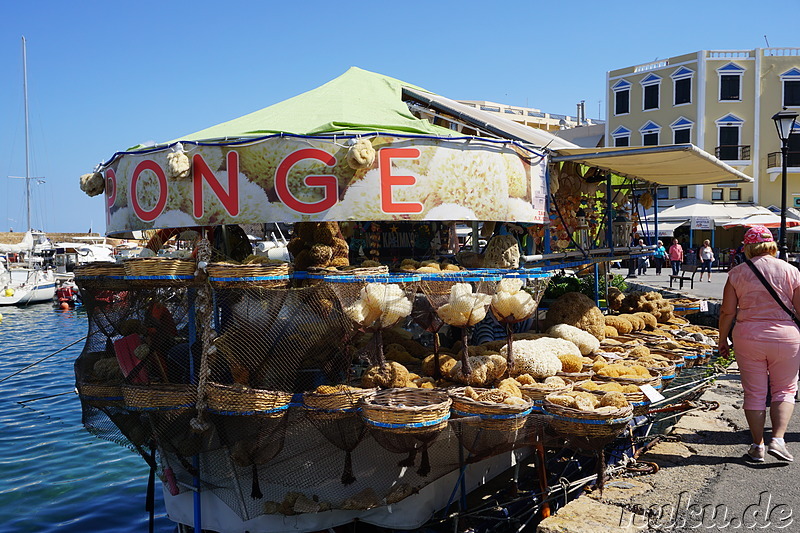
190, 238, 213, 434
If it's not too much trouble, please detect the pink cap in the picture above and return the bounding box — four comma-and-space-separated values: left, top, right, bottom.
743, 225, 774, 244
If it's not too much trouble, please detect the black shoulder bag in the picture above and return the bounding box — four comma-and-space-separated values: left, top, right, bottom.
744, 259, 800, 328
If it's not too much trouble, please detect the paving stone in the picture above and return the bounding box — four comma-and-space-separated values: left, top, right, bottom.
536, 496, 637, 533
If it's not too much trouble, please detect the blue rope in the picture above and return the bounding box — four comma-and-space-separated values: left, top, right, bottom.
451, 407, 533, 420
362, 413, 450, 429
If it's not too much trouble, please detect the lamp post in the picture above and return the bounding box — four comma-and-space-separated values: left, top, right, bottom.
771, 109, 798, 261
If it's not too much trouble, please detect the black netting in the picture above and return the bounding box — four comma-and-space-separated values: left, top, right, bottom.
73, 271, 559, 522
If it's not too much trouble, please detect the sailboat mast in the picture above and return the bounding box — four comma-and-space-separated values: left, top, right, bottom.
22, 36, 31, 233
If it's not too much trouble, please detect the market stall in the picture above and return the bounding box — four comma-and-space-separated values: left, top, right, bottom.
74, 67, 747, 533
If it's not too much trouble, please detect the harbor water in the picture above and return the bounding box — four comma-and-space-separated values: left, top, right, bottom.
0, 304, 171, 532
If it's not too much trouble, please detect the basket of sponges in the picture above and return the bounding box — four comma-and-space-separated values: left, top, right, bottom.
303, 385, 376, 420
574, 379, 652, 416
542, 390, 633, 440
449, 385, 534, 431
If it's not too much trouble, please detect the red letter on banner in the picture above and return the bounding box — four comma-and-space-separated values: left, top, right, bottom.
105, 168, 117, 208
193, 151, 240, 219
130, 160, 168, 222
275, 149, 338, 214
379, 148, 424, 214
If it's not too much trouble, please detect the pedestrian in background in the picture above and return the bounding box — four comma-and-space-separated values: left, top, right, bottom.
698, 239, 715, 282
637, 238, 648, 275
652, 240, 666, 275
718, 225, 800, 463
668, 238, 683, 275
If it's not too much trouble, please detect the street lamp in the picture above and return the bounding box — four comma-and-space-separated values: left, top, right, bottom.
771, 109, 799, 261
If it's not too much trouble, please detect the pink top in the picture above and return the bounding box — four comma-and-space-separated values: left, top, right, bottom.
728, 254, 800, 341
668, 244, 683, 261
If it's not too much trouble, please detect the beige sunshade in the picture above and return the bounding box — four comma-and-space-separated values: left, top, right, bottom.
550, 144, 753, 185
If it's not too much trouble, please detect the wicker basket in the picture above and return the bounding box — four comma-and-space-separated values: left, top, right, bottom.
359, 388, 451, 434
557, 370, 594, 382
123, 257, 196, 286
121, 383, 196, 411
206, 383, 292, 417
594, 373, 662, 391
303, 387, 375, 419
573, 381, 652, 417
74, 262, 129, 290
542, 395, 633, 439
75, 262, 125, 277
448, 387, 534, 431
77, 382, 124, 407
207, 262, 291, 288
519, 381, 574, 403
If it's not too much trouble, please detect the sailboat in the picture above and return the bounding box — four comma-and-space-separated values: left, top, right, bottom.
0, 37, 56, 306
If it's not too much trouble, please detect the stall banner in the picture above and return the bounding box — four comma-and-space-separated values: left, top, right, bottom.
103, 135, 546, 233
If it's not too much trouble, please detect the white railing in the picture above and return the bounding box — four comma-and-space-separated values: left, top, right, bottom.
707, 50, 752, 58
634, 60, 668, 73
764, 48, 800, 57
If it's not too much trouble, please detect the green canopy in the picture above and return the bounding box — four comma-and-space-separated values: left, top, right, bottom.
175, 67, 456, 142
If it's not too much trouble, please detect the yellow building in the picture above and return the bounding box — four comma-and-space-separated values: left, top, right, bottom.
607, 48, 800, 210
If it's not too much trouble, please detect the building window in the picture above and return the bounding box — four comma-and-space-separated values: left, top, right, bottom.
657, 187, 669, 200
679, 186, 689, 199
718, 62, 744, 101
641, 74, 661, 111
612, 126, 631, 147
671, 116, 693, 145
640, 121, 660, 146
729, 188, 742, 201
643, 132, 659, 146
674, 128, 691, 144
711, 188, 723, 201
716, 114, 745, 161
613, 80, 630, 115
671, 67, 693, 106
781, 68, 800, 107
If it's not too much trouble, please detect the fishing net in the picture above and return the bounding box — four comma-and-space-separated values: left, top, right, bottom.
73, 266, 560, 522
427, 274, 499, 381
489, 272, 552, 374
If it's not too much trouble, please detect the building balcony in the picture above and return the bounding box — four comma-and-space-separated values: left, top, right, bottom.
715, 145, 751, 164
767, 151, 800, 169
767, 152, 800, 180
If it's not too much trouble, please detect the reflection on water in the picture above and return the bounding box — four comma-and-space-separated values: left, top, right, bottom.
0, 305, 171, 532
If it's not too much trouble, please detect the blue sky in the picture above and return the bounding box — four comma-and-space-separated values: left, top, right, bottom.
1, 0, 797, 234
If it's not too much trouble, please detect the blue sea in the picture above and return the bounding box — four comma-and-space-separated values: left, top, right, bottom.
0, 304, 172, 532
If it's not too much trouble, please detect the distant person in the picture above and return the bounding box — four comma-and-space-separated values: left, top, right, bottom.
652, 240, 666, 275
637, 238, 648, 275
718, 226, 800, 463
668, 238, 684, 275
698, 239, 715, 282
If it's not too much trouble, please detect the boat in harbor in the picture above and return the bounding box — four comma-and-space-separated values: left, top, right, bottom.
1, 38, 56, 306
0, 232, 56, 306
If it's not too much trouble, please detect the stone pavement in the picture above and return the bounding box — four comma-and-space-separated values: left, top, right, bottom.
537, 272, 800, 533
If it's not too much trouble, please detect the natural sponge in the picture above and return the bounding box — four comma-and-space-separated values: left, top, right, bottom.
604, 315, 633, 335
547, 323, 600, 355
544, 292, 606, 340
483, 235, 520, 269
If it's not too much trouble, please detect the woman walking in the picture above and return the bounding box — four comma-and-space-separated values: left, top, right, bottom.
718, 225, 800, 463
698, 239, 715, 282
653, 240, 666, 275
668, 238, 683, 276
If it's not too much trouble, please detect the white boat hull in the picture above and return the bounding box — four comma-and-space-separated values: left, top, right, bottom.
0, 269, 56, 306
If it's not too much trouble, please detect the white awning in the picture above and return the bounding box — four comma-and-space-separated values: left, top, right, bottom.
637, 219, 688, 237
551, 144, 753, 185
